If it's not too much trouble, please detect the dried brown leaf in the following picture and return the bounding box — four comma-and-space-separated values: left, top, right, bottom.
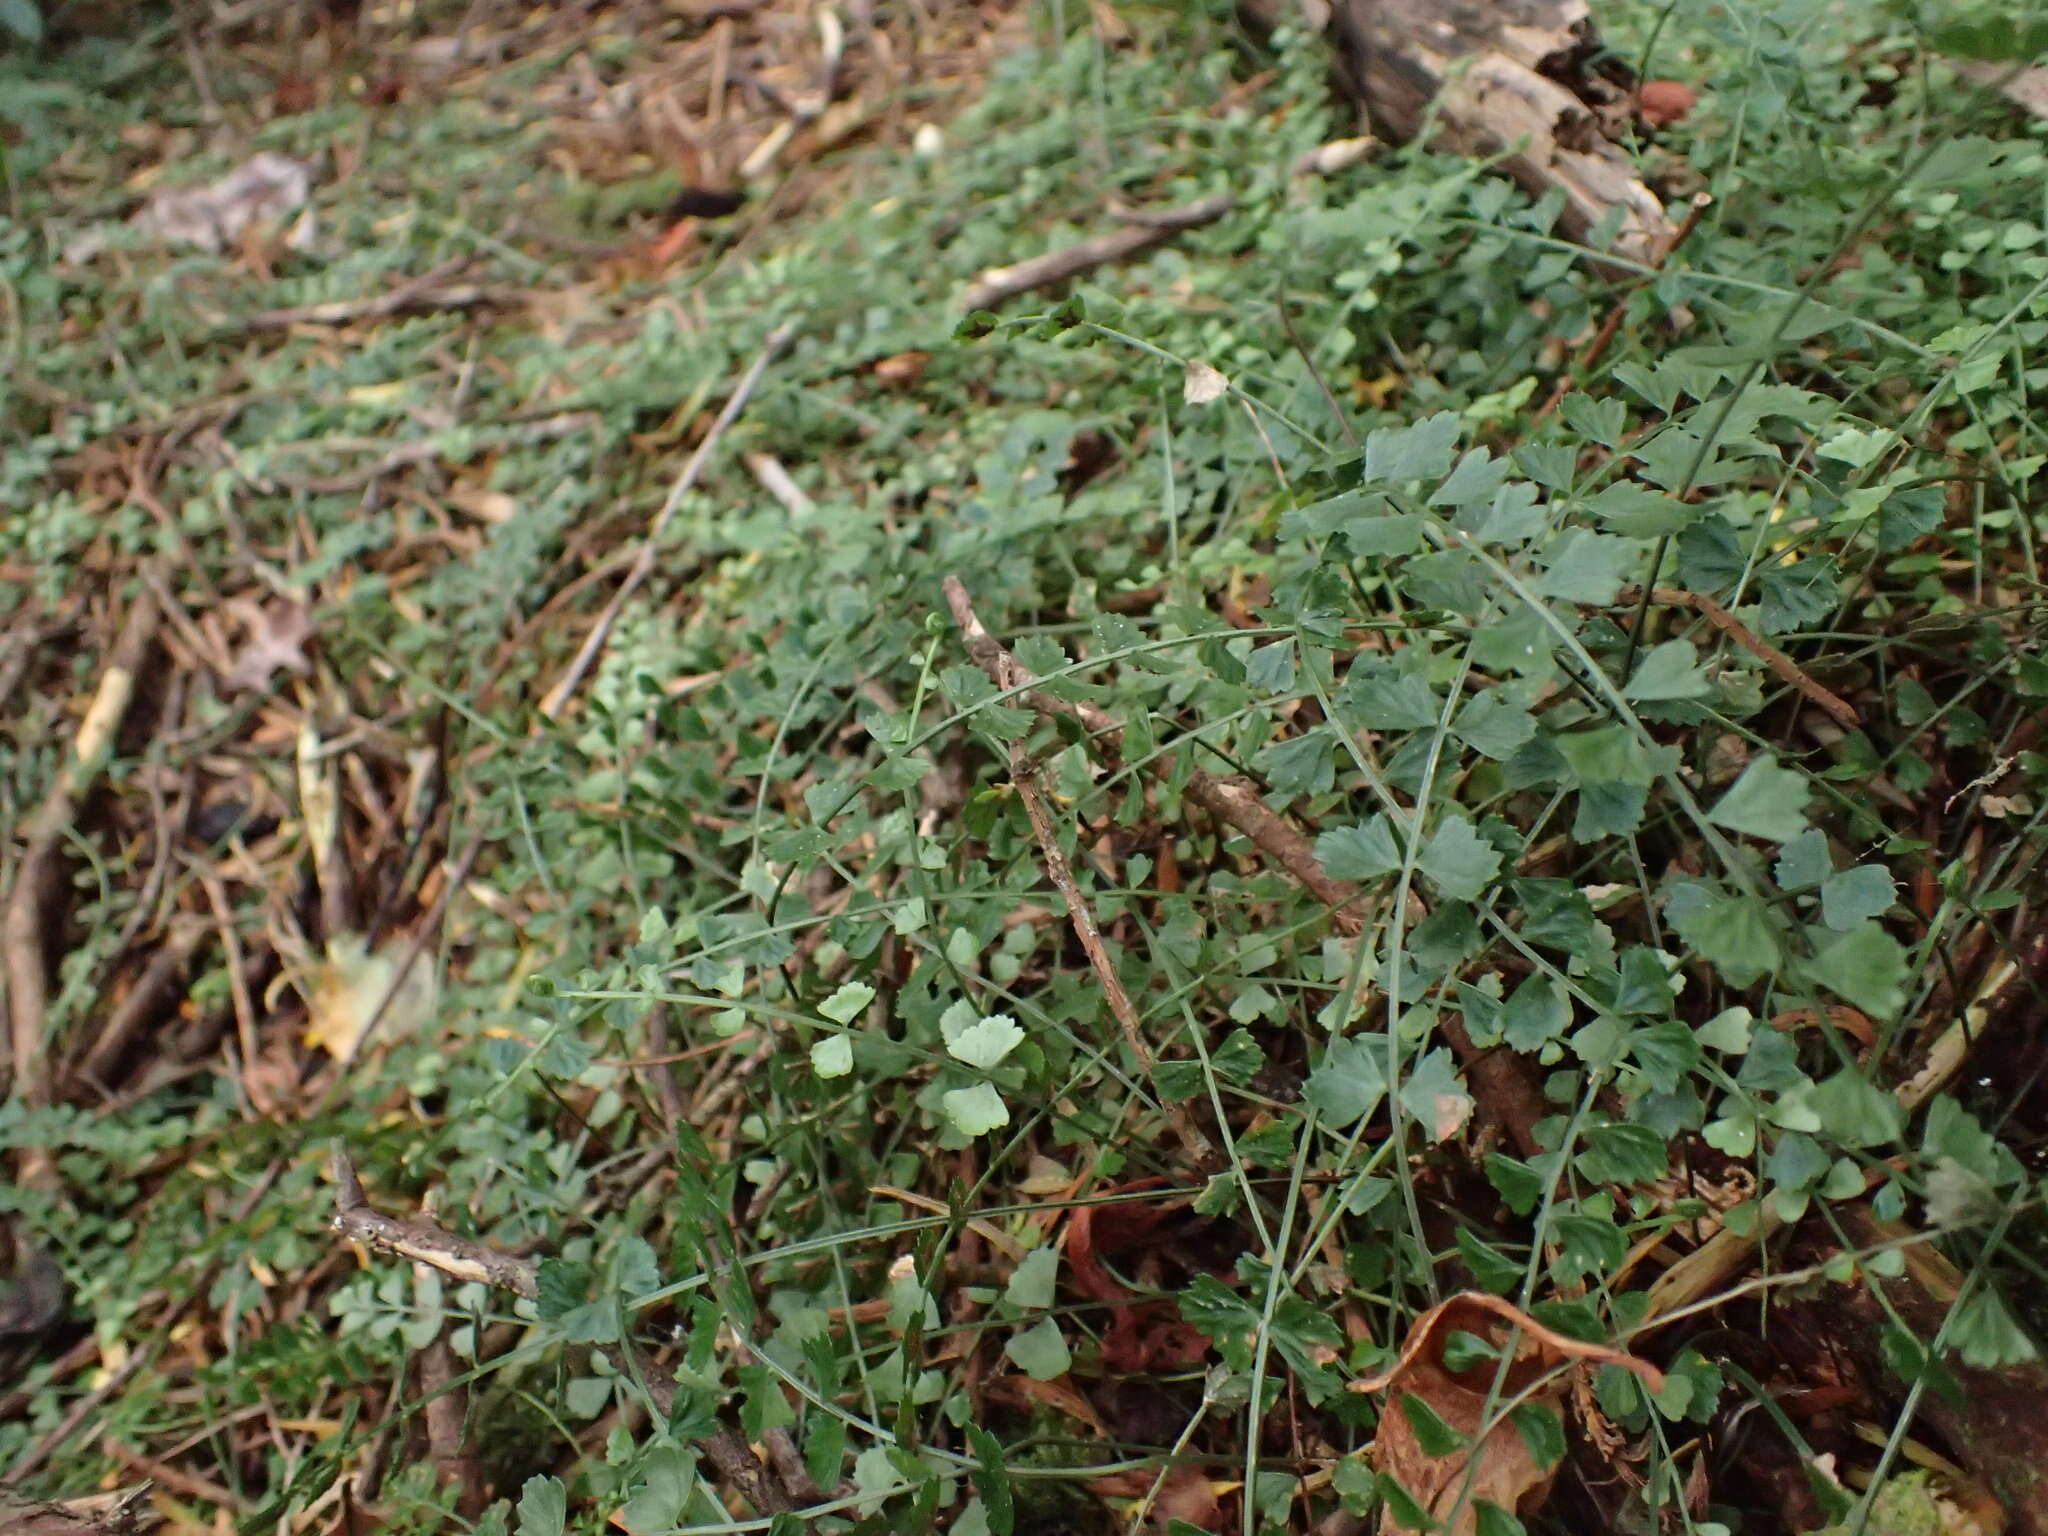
1355, 1292, 1665, 1535
223, 598, 315, 692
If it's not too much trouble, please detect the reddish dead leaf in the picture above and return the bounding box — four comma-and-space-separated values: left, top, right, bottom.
646, 219, 697, 269
1637, 80, 1696, 128
222, 598, 315, 692
1066, 1180, 1210, 1370
1770, 1005, 1876, 1050
1354, 1292, 1665, 1536
1067, 1182, 1175, 1303
1151, 1464, 1225, 1531
1089, 1464, 1225, 1532
273, 74, 318, 115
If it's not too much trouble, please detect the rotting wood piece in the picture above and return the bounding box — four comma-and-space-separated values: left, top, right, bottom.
1324, 0, 1676, 265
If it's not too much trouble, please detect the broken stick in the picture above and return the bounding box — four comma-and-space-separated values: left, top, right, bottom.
327, 1148, 813, 1517
960, 193, 1236, 312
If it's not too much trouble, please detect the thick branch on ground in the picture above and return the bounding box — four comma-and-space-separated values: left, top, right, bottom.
326, 1149, 806, 1518
960, 194, 1236, 311
330, 1148, 540, 1295
1325, 0, 1675, 264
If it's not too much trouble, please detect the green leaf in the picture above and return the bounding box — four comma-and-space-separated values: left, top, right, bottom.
617, 1446, 694, 1536
1399, 1047, 1474, 1142
1696, 1007, 1753, 1053
1582, 482, 1700, 537
1573, 782, 1647, 839
1455, 1227, 1525, 1293
1627, 1019, 1704, 1094
947, 1014, 1025, 1069
1513, 879, 1595, 952
1577, 1121, 1667, 1184
1623, 639, 1710, 701
1758, 559, 1837, 634
1302, 1035, 1388, 1126
0, 0, 42, 42
1509, 1402, 1566, 1471
1475, 1503, 1530, 1536
820, 982, 876, 1024
1365, 411, 1462, 482
1533, 529, 1636, 605
1343, 666, 1443, 730
1807, 1066, 1903, 1148
1502, 975, 1571, 1052
1485, 1153, 1543, 1215
1774, 829, 1833, 892
811, 1035, 854, 1077
1455, 691, 1538, 759
1004, 1247, 1059, 1310
1818, 425, 1891, 468
1559, 393, 1627, 448
1951, 1289, 2039, 1370
1210, 1029, 1267, 1087
1315, 815, 1406, 881
1004, 1318, 1071, 1380
1930, 15, 2048, 61
1430, 447, 1512, 508
1419, 816, 1502, 901
1611, 947, 1675, 1016
1820, 866, 1896, 931
1260, 728, 1336, 798
1551, 1212, 1627, 1284
1708, 755, 1811, 843
942, 1083, 1011, 1136
535, 1259, 591, 1324
1800, 920, 1907, 1017
1666, 880, 1782, 987
1399, 1392, 1469, 1456
516, 1476, 567, 1536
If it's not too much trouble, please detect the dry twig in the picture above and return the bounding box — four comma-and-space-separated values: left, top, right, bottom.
237, 282, 522, 333
1622, 584, 1860, 730
941, 577, 1561, 1160
960, 193, 1236, 311
1009, 764, 1219, 1170
5, 575, 162, 1185
942, 576, 1362, 925
326, 1149, 810, 1517
540, 326, 795, 720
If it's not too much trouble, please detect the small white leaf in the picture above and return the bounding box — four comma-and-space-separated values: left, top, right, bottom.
1182, 360, 1229, 405
819, 982, 875, 1024
811, 1035, 853, 1078
942, 1082, 1010, 1136
947, 1014, 1024, 1070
